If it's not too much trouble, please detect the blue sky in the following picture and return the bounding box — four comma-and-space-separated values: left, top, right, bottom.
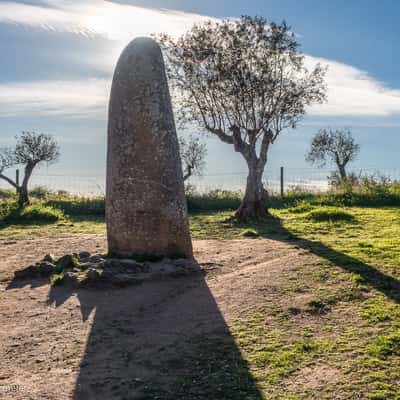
1, 0, 400, 190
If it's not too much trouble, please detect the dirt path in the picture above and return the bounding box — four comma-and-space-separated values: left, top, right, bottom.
0, 236, 308, 399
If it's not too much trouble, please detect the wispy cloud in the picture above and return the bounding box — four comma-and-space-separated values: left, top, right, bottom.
1, 1, 400, 119
307, 56, 400, 117
0, 79, 110, 118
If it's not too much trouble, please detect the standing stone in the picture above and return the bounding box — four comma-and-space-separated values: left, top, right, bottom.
106, 37, 193, 259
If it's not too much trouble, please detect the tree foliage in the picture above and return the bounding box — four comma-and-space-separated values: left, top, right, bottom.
158, 16, 326, 219
13, 131, 60, 166
179, 135, 207, 181
306, 128, 360, 180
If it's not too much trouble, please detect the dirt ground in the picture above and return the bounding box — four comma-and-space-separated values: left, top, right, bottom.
0, 235, 311, 400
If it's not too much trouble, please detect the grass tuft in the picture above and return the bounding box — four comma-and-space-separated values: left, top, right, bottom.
50, 272, 65, 286
305, 207, 355, 223
368, 330, 400, 358
240, 228, 259, 238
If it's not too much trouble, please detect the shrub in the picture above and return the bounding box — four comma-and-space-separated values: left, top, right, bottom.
0, 203, 65, 225
0, 188, 15, 200
305, 207, 355, 223
187, 189, 242, 211
0, 201, 17, 221
46, 196, 105, 216
287, 200, 315, 214
269, 192, 316, 209
30, 186, 52, 199
19, 204, 65, 223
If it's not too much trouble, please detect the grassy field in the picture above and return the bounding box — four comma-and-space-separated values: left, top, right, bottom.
192, 205, 400, 399
2, 187, 400, 398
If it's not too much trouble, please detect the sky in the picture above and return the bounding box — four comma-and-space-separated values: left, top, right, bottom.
1, 0, 400, 192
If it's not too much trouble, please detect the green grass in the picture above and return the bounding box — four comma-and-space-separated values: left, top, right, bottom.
2, 190, 400, 398
156, 204, 400, 398
240, 228, 260, 237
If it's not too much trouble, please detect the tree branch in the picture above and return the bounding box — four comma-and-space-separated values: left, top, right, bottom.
206, 125, 234, 145
0, 173, 18, 189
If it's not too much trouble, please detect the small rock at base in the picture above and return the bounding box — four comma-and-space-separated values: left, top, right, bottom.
87, 254, 105, 263
42, 254, 55, 264
56, 254, 78, 270
78, 251, 91, 261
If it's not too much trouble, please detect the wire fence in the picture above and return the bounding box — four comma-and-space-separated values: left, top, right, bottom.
1, 167, 400, 196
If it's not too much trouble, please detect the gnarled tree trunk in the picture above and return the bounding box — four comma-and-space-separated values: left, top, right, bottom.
338, 163, 347, 181
235, 158, 269, 221
17, 161, 36, 208
17, 186, 29, 208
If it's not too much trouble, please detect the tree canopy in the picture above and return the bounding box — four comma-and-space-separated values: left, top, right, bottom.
306, 128, 360, 180
179, 135, 207, 181
159, 16, 326, 219
0, 131, 60, 206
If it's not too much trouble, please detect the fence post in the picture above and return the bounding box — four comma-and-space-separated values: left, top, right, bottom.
280, 166, 284, 197
15, 169, 20, 188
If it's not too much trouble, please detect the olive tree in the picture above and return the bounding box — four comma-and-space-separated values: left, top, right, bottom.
306, 128, 359, 181
0, 132, 60, 207
179, 134, 207, 181
159, 16, 326, 220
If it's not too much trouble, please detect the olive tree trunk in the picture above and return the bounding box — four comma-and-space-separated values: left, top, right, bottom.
17, 162, 37, 208
235, 158, 269, 221
338, 163, 347, 181
17, 186, 29, 208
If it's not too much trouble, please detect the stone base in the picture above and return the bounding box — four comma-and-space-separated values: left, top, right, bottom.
14, 252, 199, 288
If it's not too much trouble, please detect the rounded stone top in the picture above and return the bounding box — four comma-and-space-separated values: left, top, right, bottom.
120, 37, 162, 60
113, 37, 165, 82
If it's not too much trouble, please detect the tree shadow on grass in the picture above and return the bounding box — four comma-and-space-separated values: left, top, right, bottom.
7, 261, 263, 400
238, 214, 400, 303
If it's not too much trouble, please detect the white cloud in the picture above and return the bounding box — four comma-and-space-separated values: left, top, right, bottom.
307, 56, 400, 117
1, 1, 400, 118
0, 79, 110, 117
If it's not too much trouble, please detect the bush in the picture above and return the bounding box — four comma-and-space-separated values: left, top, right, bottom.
30, 185, 52, 199
305, 207, 355, 223
45, 196, 105, 216
18, 204, 65, 223
287, 200, 315, 214
187, 189, 242, 211
0, 188, 15, 200
324, 174, 400, 207
271, 177, 400, 209
0, 202, 65, 225
269, 192, 316, 209
0, 201, 17, 221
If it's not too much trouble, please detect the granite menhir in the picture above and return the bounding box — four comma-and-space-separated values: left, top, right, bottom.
106, 37, 193, 259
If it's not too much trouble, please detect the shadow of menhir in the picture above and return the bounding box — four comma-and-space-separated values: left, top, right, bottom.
46, 262, 263, 400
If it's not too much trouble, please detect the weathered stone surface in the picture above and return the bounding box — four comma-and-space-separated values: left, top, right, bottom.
106, 37, 192, 259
